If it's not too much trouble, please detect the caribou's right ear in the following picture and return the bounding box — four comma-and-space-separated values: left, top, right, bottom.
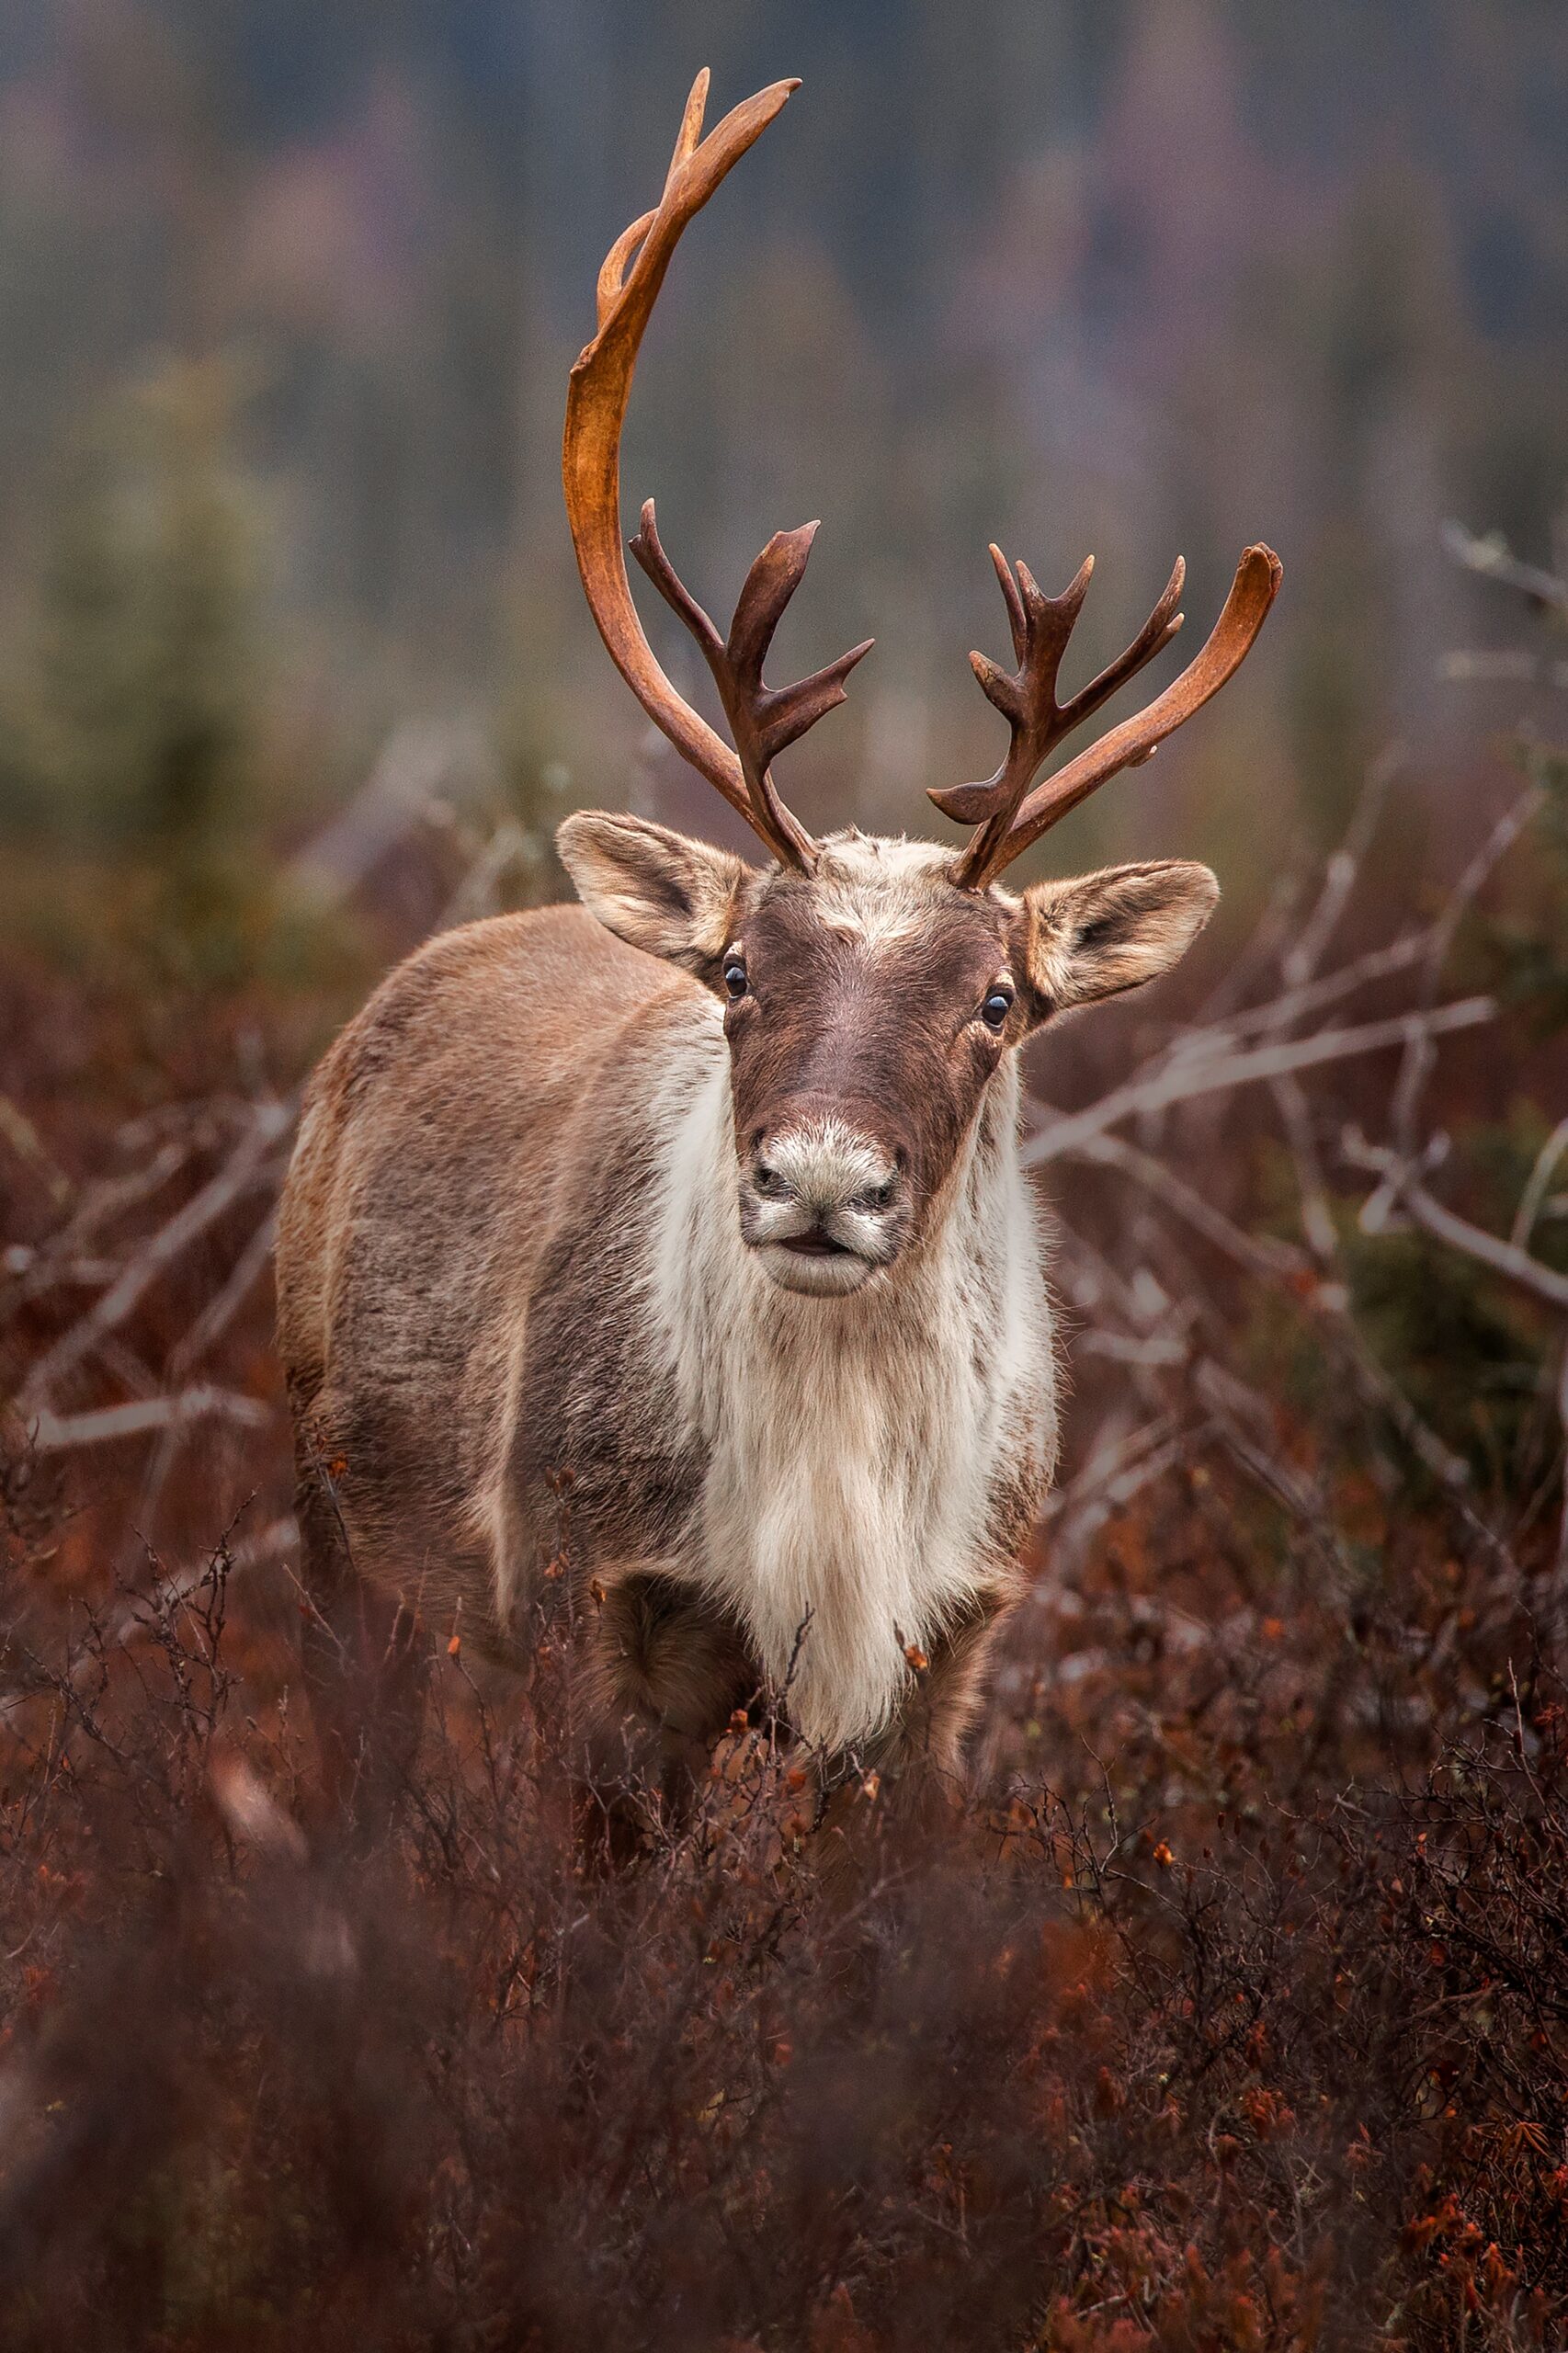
556, 813, 754, 975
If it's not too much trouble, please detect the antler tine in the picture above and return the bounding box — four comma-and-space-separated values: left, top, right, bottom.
945, 544, 1283, 892
565, 72, 870, 874
1058, 556, 1185, 739
628, 498, 724, 663
933, 544, 1179, 888
632, 505, 873, 868
727, 525, 875, 762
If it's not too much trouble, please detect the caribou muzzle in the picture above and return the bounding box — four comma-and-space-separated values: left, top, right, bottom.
738, 1110, 910, 1295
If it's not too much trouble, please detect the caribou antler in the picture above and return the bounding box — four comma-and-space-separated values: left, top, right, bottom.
563, 71, 871, 871
935, 543, 1282, 892
631, 505, 872, 868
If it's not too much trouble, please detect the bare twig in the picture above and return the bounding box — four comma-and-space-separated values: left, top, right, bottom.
1513, 1118, 1568, 1253
1442, 520, 1568, 622
436, 818, 539, 933
1025, 998, 1494, 1167
167, 1209, 278, 1380
1344, 1130, 1568, 1313
1060, 1131, 1311, 1285
288, 718, 493, 904
19, 1100, 293, 1409
1285, 749, 1401, 991
0, 1139, 191, 1325
1391, 785, 1541, 1159
1078, 1125, 1488, 1516
1267, 754, 1401, 1262
28, 1388, 273, 1452
0, 1098, 73, 1208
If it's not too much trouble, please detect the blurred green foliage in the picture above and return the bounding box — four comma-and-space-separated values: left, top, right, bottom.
1345, 1222, 1550, 1494
11, 360, 257, 861
0, 356, 281, 983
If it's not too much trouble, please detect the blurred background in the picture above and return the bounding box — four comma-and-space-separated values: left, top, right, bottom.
0, 0, 1565, 981
8, 22, 1568, 2331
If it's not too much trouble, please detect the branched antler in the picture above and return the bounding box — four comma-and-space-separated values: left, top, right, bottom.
935, 544, 1282, 891
562, 72, 872, 872
631, 506, 871, 868
564, 71, 1279, 887
933, 548, 1186, 889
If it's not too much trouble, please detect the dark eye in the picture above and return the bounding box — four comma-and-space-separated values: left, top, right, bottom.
981, 990, 1013, 1031
723, 961, 748, 1001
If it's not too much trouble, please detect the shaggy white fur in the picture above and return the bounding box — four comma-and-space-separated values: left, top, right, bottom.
642, 1013, 1056, 1753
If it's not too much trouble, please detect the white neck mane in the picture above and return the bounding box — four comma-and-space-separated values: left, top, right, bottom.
643, 1017, 1055, 1753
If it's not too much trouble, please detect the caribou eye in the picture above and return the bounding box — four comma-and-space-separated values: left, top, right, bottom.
980, 990, 1013, 1031
723, 961, 748, 1001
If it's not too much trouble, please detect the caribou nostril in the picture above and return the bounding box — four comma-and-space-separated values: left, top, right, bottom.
848, 1175, 899, 1215
753, 1158, 787, 1200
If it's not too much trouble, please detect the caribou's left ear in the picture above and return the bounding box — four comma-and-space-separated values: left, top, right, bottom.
1012, 860, 1219, 1019
556, 812, 753, 977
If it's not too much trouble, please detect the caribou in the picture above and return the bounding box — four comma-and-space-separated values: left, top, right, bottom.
276, 72, 1280, 1827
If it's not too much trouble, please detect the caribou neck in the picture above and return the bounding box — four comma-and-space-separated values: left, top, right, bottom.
642, 1019, 1054, 1754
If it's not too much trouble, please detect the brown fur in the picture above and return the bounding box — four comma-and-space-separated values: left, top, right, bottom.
278, 827, 1218, 1826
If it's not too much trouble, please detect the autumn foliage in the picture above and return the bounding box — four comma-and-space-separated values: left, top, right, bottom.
4, 738, 1568, 2349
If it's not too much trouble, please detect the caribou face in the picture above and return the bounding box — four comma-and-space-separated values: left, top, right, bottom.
559, 814, 1221, 1297
722, 836, 1017, 1293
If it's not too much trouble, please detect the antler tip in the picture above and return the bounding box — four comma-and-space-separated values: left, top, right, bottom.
752, 77, 802, 127
926, 779, 995, 823
672, 70, 711, 168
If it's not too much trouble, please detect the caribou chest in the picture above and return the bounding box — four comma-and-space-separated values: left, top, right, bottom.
643, 1040, 1052, 1752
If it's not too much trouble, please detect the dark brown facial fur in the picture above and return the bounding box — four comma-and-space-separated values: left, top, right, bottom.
719, 869, 1017, 1244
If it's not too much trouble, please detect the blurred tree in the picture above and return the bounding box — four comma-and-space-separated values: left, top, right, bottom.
16, 358, 259, 884
0, 0, 1564, 854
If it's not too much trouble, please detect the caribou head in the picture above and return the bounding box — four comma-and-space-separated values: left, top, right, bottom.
559, 72, 1280, 1300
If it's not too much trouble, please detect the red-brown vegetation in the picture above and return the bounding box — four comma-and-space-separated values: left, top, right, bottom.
3, 738, 1567, 2348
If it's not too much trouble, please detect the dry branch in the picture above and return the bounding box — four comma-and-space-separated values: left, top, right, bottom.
27, 1387, 273, 1452
1024, 997, 1494, 1167
1442, 519, 1568, 621
19, 1099, 293, 1409
1345, 1130, 1568, 1314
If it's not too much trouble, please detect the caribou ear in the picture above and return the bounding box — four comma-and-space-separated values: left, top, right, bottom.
1013, 859, 1219, 1019
556, 813, 753, 976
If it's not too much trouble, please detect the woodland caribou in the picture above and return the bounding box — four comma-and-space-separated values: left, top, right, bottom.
277, 72, 1280, 1823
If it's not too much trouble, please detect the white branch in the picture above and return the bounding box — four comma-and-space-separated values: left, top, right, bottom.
1442, 519, 1568, 620
28, 1387, 274, 1452
1025, 998, 1494, 1168
20, 1100, 293, 1407
1344, 1131, 1568, 1313
1513, 1117, 1568, 1253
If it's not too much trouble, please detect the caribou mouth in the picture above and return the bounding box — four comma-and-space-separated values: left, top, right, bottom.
752, 1226, 882, 1296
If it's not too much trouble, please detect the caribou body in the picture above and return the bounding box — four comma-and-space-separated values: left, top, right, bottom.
277, 71, 1279, 1818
